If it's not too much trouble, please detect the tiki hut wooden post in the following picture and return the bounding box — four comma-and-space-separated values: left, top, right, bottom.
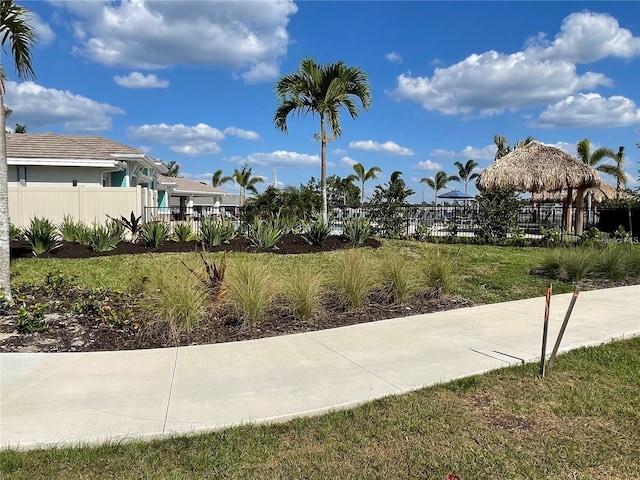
476, 142, 601, 235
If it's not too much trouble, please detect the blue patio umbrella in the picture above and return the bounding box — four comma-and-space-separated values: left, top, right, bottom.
438, 189, 474, 200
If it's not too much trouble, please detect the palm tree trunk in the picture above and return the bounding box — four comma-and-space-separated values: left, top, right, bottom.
320, 115, 327, 223
0, 91, 12, 301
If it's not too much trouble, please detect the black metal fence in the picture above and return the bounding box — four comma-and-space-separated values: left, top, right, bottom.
145, 204, 636, 240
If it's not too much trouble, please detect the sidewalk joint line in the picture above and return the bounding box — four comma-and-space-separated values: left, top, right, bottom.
304, 333, 403, 392
162, 347, 179, 434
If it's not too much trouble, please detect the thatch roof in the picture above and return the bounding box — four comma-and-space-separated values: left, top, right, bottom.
477, 141, 601, 193
532, 182, 626, 203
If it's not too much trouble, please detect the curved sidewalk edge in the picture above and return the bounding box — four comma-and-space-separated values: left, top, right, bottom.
1, 285, 638, 451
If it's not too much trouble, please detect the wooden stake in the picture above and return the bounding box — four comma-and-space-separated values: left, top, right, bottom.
540, 284, 552, 378
547, 288, 580, 372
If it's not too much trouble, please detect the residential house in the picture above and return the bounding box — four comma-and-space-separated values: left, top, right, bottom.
156, 175, 233, 220
6, 133, 167, 227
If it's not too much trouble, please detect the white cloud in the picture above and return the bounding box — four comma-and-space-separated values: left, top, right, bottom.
340, 156, 358, 167
430, 148, 456, 159
531, 93, 640, 128
31, 12, 55, 45
4, 80, 124, 131
332, 148, 348, 156
349, 140, 415, 156
412, 160, 442, 171
114, 72, 169, 88
526, 12, 640, 63
127, 123, 225, 156
386, 51, 402, 64
460, 144, 496, 161
388, 11, 638, 116
223, 126, 259, 140
228, 151, 320, 167
546, 141, 575, 155
59, 0, 297, 83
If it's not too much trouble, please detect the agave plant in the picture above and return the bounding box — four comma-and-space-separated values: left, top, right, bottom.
248, 217, 284, 249
24, 217, 62, 256
199, 218, 237, 248
87, 219, 124, 252
343, 216, 371, 246
173, 221, 195, 242
303, 213, 333, 246
138, 222, 170, 248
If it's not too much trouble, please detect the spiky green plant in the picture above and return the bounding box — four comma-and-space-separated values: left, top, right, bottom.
596, 245, 629, 281
58, 215, 79, 242
199, 218, 237, 248
173, 222, 195, 242
343, 216, 371, 246
333, 248, 372, 309
558, 248, 595, 283
287, 267, 324, 322
225, 261, 276, 327
247, 217, 284, 249
303, 214, 332, 246
9, 223, 24, 242
87, 220, 124, 252
137, 222, 170, 248
23, 217, 61, 256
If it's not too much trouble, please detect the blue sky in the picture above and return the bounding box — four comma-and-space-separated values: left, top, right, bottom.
4, 1, 640, 201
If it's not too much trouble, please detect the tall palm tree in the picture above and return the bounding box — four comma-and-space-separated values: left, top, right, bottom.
352, 162, 381, 202
233, 164, 263, 206
1, 0, 37, 301
163, 161, 180, 177
420, 171, 455, 204
576, 139, 625, 191
336, 174, 358, 206
211, 169, 233, 188
450, 159, 479, 194
274, 58, 371, 222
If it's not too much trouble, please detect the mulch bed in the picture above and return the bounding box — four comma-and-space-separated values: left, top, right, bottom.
3, 234, 478, 353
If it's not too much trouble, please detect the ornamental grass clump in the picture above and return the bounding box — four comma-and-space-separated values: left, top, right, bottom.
173, 221, 195, 242
137, 221, 170, 248
24, 217, 61, 256
595, 245, 631, 281
556, 248, 595, 283
287, 267, 324, 322
343, 216, 371, 246
379, 255, 413, 304
423, 250, 457, 297
145, 264, 209, 333
58, 215, 82, 242
200, 218, 237, 248
333, 248, 372, 310
225, 261, 276, 327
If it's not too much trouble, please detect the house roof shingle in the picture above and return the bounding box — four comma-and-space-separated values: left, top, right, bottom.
6, 133, 143, 160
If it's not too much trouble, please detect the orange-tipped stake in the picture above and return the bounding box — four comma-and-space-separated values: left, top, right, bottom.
540, 284, 552, 378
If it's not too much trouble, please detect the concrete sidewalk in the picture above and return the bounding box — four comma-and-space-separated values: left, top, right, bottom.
1, 285, 638, 450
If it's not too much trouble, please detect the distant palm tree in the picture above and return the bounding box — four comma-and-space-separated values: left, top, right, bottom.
336, 174, 358, 206
233, 164, 263, 206
493, 134, 535, 161
211, 169, 233, 188
14, 123, 27, 133
164, 161, 180, 177
450, 159, 479, 194
274, 58, 371, 222
576, 139, 626, 192
1, 0, 37, 302
420, 171, 456, 204
352, 162, 381, 202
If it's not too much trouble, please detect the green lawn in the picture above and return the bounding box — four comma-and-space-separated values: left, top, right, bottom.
10, 240, 577, 304
2, 337, 638, 479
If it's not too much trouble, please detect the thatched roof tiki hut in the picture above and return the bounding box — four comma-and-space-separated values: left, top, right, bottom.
476, 141, 601, 235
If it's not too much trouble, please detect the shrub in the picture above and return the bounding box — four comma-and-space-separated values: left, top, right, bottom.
87, 219, 124, 252
343, 216, 371, 246
540, 227, 562, 246
173, 222, 195, 242
287, 267, 323, 322
58, 215, 80, 242
138, 222, 170, 248
200, 218, 237, 248
333, 248, 372, 309
423, 250, 457, 297
474, 187, 520, 240
303, 214, 332, 246
145, 265, 210, 333
581, 226, 609, 247
23, 217, 62, 256
9, 223, 25, 241
114, 211, 143, 240
379, 255, 413, 304
247, 217, 284, 249
15, 303, 49, 333
225, 261, 276, 327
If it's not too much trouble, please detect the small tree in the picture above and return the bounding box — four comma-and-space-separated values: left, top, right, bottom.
474, 187, 521, 240
368, 171, 415, 238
